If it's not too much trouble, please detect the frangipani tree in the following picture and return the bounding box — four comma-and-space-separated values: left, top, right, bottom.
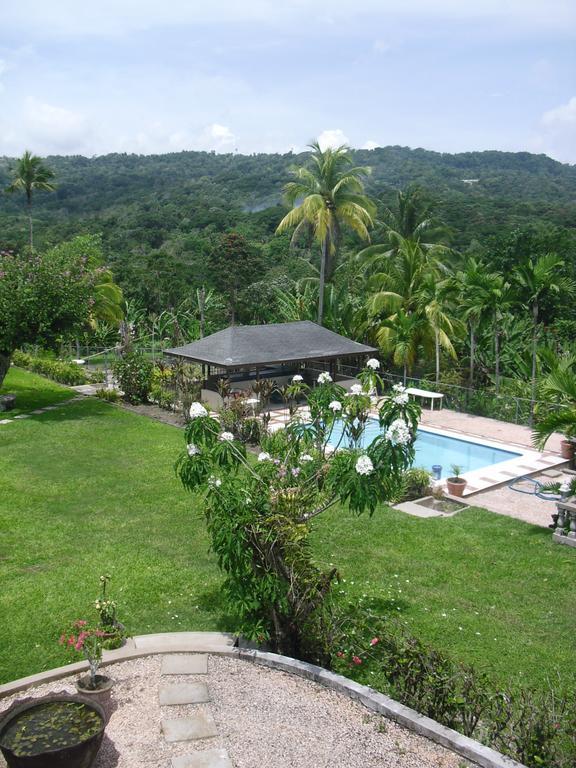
177, 362, 421, 662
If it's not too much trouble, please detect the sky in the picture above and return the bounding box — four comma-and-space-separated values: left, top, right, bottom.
0, 1, 575, 162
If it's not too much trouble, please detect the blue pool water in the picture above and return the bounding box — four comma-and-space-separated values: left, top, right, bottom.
328, 419, 521, 477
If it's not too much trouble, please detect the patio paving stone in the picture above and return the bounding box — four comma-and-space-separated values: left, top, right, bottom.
162, 713, 218, 742
160, 682, 210, 705
162, 654, 208, 675
172, 749, 233, 768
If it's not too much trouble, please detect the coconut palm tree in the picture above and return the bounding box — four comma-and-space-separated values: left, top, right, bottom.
419, 276, 461, 385
276, 141, 375, 325
532, 359, 576, 449
513, 253, 575, 422
5, 150, 56, 249
376, 310, 428, 384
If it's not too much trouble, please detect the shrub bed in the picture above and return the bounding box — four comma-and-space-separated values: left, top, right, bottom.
12, 351, 88, 386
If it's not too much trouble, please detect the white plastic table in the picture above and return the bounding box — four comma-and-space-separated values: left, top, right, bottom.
405, 387, 444, 410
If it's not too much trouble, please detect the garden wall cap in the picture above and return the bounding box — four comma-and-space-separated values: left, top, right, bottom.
164, 321, 377, 368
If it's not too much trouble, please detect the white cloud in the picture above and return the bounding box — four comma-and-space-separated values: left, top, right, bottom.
209, 123, 236, 147
362, 140, 380, 150
24, 99, 90, 152
528, 96, 576, 163
317, 129, 349, 150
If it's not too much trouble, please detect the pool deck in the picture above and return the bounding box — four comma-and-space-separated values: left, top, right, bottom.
417, 408, 566, 496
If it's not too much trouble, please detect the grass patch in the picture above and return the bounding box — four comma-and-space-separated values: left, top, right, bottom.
313, 504, 576, 690
0, 367, 74, 415
1, 369, 574, 692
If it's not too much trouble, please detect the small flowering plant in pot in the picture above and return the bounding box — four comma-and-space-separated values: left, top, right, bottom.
446, 464, 467, 497
94, 574, 126, 649
60, 621, 112, 694
176, 362, 421, 664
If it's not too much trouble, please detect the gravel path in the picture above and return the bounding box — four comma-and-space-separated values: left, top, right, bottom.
0, 655, 469, 768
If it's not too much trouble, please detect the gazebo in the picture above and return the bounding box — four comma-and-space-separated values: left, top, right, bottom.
164, 320, 377, 409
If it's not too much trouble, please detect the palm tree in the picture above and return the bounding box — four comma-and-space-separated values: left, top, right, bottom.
532, 358, 576, 449
513, 253, 575, 422
419, 276, 461, 385
376, 310, 427, 384
455, 259, 495, 392
6, 150, 56, 249
276, 141, 375, 325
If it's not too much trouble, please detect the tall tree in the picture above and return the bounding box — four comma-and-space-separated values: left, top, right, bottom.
208, 232, 263, 324
513, 253, 575, 422
276, 141, 375, 325
5, 151, 56, 249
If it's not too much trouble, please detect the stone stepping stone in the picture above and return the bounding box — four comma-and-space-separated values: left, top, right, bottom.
162, 713, 218, 742
0, 419, 12, 425
13, 414, 30, 419
172, 748, 233, 768
160, 682, 210, 705
162, 655, 208, 675
31, 409, 46, 414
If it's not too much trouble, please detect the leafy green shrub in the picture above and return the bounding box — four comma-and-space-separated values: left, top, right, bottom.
12, 350, 89, 385
11, 350, 32, 368
95, 388, 120, 403
112, 352, 153, 404
238, 417, 263, 444
401, 468, 432, 501
334, 610, 576, 768
150, 383, 174, 411
88, 369, 106, 384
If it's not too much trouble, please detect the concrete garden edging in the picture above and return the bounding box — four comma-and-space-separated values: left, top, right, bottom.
0, 632, 526, 768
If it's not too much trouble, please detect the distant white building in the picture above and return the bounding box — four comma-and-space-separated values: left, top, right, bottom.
462, 178, 480, 185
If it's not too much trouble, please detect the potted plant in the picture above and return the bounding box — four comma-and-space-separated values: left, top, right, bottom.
94, 574, 125, 650
446, 464, 467, 497
560, 430, 575, 461
59, 621, 113, 701
0, 693, 106, 768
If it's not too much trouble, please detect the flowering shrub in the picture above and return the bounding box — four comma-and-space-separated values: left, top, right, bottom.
177, 364, 421, 660
60, 620, 106, 689
112, 352, 153, 404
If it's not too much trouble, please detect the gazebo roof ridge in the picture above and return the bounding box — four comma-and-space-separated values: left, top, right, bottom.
164, 320, 377, 369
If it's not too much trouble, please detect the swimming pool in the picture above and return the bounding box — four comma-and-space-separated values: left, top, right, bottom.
328, 419, 521, 477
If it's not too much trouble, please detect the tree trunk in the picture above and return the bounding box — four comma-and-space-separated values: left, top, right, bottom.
435, 328, 440, 386
403, 362, 407, 385
0, 351, 12, 390
469, 326, 475, 391
27, 196, 33, 250
317, 239, 327, 326
199, 285, 206, 338
530, 301, 538, 426
494, 315, 500, 395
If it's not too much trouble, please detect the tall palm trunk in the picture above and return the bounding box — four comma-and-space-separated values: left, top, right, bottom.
27, 193, 33, 250
403, 362, 407, 385
435, 328, 440, 386
530, 300, 539, 426
469, 325, 476, 391
494, 319, 501, 395
317, 239, 328, 325
198, 286, 206, 338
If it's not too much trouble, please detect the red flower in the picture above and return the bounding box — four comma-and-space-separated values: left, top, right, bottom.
370, 637, 379, 646
352, 655, 362, 665
336, 651, 344, 658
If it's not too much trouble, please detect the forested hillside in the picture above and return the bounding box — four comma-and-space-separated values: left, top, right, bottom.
1, 146, 575, 318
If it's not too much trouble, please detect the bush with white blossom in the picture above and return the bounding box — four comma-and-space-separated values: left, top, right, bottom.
177, 361, 420, 663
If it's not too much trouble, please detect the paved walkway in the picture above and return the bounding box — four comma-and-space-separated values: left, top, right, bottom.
0, 395, 85, 425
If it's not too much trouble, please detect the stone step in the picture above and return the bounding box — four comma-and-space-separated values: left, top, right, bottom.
159, 682, 210, 705
162, 713, 218, 742
162, 654, 208, 675
134, 632, 235, 651
172, 749, 233, 768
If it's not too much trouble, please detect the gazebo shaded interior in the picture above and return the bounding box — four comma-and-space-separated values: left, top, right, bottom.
164, 321, 377, 403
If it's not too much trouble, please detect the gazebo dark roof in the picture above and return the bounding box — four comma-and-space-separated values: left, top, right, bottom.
164, 321, 377, 369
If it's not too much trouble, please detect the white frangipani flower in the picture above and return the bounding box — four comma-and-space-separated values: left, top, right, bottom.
350, 384, 363, 395
258, 451, 271, 462
329, 400, 342, 412
317, 371, 332, 384
292, 374, 304, 382
187, 443, 201, 457
220, 431, 235, 442
189, 402, 208, 419
300, 454, 314, 463
393, 391, 409, 405
355, 455, 374, 476
385, 418, 412, 446
208, 475, 222, 488
366, 358, 380, 370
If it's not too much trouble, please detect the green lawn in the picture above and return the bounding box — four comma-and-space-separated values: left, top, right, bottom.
1, 367, 74, 415
0, 369, 574, 692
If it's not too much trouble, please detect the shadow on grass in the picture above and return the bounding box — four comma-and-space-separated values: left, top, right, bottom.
196, 586, 239, 631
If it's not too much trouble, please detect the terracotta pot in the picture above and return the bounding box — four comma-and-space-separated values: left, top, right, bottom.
0, 693, 105, 768
446, 478, 467, 497
75, 676, 114, 722
560, 440, 574, 460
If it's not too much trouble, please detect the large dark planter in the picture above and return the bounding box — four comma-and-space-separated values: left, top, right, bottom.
0, 693, 105, 768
